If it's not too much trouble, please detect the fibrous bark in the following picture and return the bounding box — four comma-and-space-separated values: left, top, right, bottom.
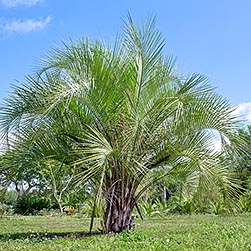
103, 183, 136, 233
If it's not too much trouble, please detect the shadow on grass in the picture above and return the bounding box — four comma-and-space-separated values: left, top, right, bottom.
0, 231, 103, 242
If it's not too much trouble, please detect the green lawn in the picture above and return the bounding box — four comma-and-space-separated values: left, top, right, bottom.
0, 214, 251, 250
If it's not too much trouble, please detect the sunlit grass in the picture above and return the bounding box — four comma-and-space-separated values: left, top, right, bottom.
1, 214, 251, 250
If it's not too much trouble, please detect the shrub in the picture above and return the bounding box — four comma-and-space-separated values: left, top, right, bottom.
13, 195, 51, 215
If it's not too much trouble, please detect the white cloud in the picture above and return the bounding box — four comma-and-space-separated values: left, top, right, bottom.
0, 130, 18, 154
206, 129, 222, 153
202, 103, 251, 153
211, 138, 222, 152
0, 0, 42, 7
0, 16, 51, 35
233, 102, 251, 125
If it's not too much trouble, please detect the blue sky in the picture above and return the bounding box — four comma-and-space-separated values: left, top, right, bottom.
0, 0, 251, 122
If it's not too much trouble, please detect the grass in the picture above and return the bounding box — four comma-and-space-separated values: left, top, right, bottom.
0, 214, 251, 250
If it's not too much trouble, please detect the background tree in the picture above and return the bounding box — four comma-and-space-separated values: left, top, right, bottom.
232, 125, 251, 212
39, 160, 76, 213
0, 15, 246, 233
0, 149, 84, 212
0, 151, 41, 200
236, 125, 251, 189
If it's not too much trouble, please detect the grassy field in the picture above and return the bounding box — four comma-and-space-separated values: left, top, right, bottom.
0, 214, 251, 250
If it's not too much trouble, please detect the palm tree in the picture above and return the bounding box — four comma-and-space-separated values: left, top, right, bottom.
0, 15, 245, 233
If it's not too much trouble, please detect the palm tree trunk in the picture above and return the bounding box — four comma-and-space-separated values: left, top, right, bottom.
104, 191, 135, 233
